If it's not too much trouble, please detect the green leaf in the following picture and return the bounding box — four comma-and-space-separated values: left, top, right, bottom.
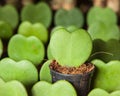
88, 88, 120, 96
0, 5, 19, 28
55, 8, 84, 28
8, 34, 45, 66
32, 80, 77, 96
91, 39, 120, 62
21, 2, 52, 28
88, 22, 120, 41
0, 58, 38, 87
48, 26, 79, 60
87, 6, 117, 26
0, 21, 13, 39
49, 28, 92, 67
0, 79, 28, 96
47, 44, 54, 60
40, 60, 53, 83
91, 59, 120, 91
18, 21, 48, 44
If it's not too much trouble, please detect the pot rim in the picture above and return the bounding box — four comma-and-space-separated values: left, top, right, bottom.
49, 64, 95, 76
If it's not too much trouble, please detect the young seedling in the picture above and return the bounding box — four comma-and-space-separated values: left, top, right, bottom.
49, 28, 92, 67
49, 27, 94, 96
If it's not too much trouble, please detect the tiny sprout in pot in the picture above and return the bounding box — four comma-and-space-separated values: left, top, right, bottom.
49, 28, 95, 96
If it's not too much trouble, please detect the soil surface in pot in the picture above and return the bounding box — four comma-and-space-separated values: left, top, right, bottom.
50, 60, 94, 74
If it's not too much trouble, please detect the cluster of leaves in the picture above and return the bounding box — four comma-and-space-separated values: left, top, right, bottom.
0, 1, 85, 96
0, 1, 120, 96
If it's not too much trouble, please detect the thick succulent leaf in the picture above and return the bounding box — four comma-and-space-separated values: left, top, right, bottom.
8, 34, 45, 66
0, 58, 38, 86
91, 59, 120, 91
87, 6, 117, 26
88, 88, 109, 96
88, 22, 120, 41
55, 8, 84, 28
40, 60, 53, 83
0, 79, 28, 96
0, 21, 13, 39
21, 2, 52, 28
18, 21, 48, 44
88, 88, 120, 96
0, 5, 19, 28
32, 80, 77, 96
50, 29, 92, 67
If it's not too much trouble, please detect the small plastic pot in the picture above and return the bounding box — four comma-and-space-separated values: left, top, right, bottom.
50, 66, 95, 96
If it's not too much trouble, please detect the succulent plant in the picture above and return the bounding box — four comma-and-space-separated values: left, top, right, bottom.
0, 78, 28, 96
88, 22, 120, 62
49, 28, 92, 67
0, 58, 38, 87
32, 80, 77, 96
21, 2, 52, 28
0, 4, 19, 29
18, 21, 48, 44
91, 59, 120, 91
47, 26, 79, 60
39, 60, 53, 83
88, 22, 120, 41
87, 6, 117, 26
8, 34, 45, 66
88, 88, 120, 96
0, 21, 13, 39
55, 8, 84, 28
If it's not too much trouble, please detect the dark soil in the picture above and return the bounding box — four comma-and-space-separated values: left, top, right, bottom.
50, 60, 95, 74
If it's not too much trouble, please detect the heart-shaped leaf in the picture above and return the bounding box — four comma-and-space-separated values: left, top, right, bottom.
0, 5, 19, 28
88, 88, 120, 96
0, 78, 28, 96
87, 6, 117, 26
48, 26, 79, 60
0, 21, 13, 39
32, 80, 77, 96
91, 59, 120, 91
8, 34, 45, 66
0, 58, 38, 86
88, 22, 120, 41
39, 60, 53, 83
18, 21, 48, 44
49, 28, 92, 67
55, 8, 84, 28
21, 2, 52, 28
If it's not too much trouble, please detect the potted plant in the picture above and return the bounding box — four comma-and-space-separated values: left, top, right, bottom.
49, 27, 95, 96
